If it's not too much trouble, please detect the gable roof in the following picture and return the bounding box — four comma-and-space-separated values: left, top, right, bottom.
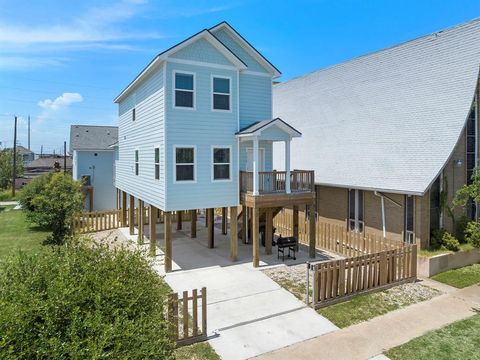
273, 18, 480, 195
114, 28, 247, 103
209, 21, 281, 78
15, 145, 33, 155
70, 125, 118, 151
236, 118, 301, 137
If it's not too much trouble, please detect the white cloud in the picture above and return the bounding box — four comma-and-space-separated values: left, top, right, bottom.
38, 93, 83, 111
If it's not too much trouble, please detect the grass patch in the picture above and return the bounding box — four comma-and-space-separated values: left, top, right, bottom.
386, 313, 480, 360
318, 283, 439, 328
0, 208, 50, 259
175, 342, 220, 360
0, 188, 21, 201
431, 264, 480, 288
419, 243, 474, 257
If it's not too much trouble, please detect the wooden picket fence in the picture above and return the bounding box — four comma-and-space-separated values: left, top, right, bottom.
167, 287, 207, 347
72, 208, 192, 234
273, 210, 403, 256
310, 245, 417, 308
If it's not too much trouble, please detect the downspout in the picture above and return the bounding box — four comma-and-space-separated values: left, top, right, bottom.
374, 191, 386, 238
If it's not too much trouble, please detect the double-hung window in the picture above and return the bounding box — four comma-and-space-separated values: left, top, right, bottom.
212, 76, 231, 111
154, 147, 160, 180
174, 72, 195, 109
175, 146, 195, 182
212, 147, 231, 181
404, 195, 414, 244
348, 189, 364, 232
135, 150, 139, 176
466, 103, 477, 220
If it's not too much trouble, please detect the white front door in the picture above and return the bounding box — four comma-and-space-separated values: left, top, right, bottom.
246, 148, 265, 172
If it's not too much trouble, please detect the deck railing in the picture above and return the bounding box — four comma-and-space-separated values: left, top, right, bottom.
240, 170, 314, 194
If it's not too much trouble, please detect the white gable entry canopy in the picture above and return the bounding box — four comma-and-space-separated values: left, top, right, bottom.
273, 19, 480, 196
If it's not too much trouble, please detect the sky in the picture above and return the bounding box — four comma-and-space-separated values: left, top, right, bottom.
1, 0, 480, 154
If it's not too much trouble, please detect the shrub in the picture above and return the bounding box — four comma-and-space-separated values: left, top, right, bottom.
430, 229, 446, 249
0, 241, 175, 359
454, 215, 469, 243
19, 173, 83, 244
464, 221, 480, 249
441, 232, 460, 252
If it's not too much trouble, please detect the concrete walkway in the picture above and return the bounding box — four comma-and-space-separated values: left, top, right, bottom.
255, 283, 480, 360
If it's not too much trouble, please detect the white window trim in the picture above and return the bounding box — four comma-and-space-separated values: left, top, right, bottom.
154, 145, 160, 181
211, 74, 232, 112
134, 148, 139, 176
348, 189, 364, 233
173, 145, 197, 184
173, 70, 196, 110
211, 145, 232, 182
404, 195, 415, 244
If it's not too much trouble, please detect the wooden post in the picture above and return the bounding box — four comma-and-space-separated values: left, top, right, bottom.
121, 191, 127, 227
149, 205, 157, 257
309, 204, 316, 258
241, 205, 247, 243
176, 211, 182, 230
207, 208, 214, 248
252, 207, 260, 267
293, 205, 299, 239
190, 209, 197, 238
164, 212, 172, 273
411, 244, 417, 278
138, 200, 144, 244
205, 209, 208, 227
222, 207, 227, 235
129, 195, 135, 235
230, 206, 238, 261
265, 208, 273, 255
201, 287, 207, 336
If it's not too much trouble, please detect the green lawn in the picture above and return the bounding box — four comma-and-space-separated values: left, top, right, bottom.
431, 264, 480, 288
175, 342, 220, 360
0, 207, 51, 259
318, 284, 439, 328
386, 314, 480, 360
419, 243, 474, 257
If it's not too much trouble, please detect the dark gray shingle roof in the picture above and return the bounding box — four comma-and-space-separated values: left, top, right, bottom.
70, 125, 118, 151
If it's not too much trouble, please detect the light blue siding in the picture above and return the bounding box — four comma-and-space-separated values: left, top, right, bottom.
258, 124, 291, 142
116, 62, 166, 210
212, 28, 269, 73
73, 150, 116, 210
239, 74, 272, 129
239, 141, 273, 172
164, 61, 238, 211
170, 38, 234, 66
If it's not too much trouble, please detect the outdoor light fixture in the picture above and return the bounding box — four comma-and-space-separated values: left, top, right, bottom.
454, 159, 463, 167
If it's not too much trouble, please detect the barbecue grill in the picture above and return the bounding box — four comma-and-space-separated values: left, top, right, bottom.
276, 236, 297, 261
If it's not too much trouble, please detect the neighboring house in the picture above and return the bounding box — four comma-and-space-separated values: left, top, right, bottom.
114, 21, 316, 271
16, 146, 35, 165
273, 19, 480, 248
24, 156, 72, 179
70, 125, 118, 211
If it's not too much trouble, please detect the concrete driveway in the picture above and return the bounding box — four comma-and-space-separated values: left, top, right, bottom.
162, 221, 338, 360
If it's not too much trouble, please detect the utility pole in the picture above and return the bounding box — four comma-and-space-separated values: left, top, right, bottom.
40, 145, 43, 158
63, 141, 67, 174
28, 115, 31, 150
12, 116, 17, 197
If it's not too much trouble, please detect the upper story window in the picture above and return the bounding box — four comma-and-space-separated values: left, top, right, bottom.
175, 146, 195, 182
348, 189, 364, 233
154, 147, 160, 180
212, 147, 231, 181
135, 150, 139, 176
174, 72, 195, 109
212, 76, 231, 111
404, 195, 414, 244
132, 108, 136, 121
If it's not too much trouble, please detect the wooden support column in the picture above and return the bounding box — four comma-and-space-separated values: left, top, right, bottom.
164, 212, 172, 273
121, 191, 127, 227
190, 210, 197, 238
252, 207, 260, 267
265, 208, 273, 255
129, 195, 135, 235
138, 200, 144, 244
205, 209, 208, 227
230, 206, 238, 261
149, 205, 157, 257
176, 211, 182, 230
207, 208, 214, 248
241, 205, 247, 244
222, 207, 227, 235
309, 203, 316, 258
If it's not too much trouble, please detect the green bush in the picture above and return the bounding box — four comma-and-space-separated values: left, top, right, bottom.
430, 229, 446, 249
441, 232, 460, 252
0, 241, 175, 359
464, 221, 480, 248
454, 215, 468, 243
19, 173, 83, 244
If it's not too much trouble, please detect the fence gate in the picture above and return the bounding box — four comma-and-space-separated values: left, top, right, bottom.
167, 287, 207, 347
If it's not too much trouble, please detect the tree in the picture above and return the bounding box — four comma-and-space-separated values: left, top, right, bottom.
453, 167, 480, 207
20, 173, 84, 244
0, 149, 24, 190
